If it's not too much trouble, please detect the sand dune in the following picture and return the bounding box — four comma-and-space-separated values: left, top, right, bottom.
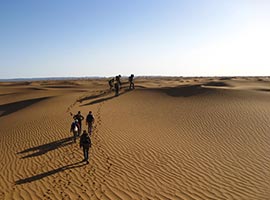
0, 77, 270, 200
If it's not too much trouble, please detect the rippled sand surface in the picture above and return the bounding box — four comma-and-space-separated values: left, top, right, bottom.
0, 77, 270, 200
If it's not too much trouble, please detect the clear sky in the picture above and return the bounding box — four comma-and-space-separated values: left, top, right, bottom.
0, 0, 270, 78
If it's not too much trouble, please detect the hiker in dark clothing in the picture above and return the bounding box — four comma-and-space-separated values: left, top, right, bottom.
86, 111, 95, 134
70, 119, 80, 142
108, 78, 114, 90
115, 75, 122, 88
80, 130, 91, 164
129, 74, 135, 90
114, 82, 119, 96
73, 111, 84, 135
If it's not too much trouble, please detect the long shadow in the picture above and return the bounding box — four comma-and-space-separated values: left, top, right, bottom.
77, 89, 111, 103
0, 97, 51, 118
78, 83, 139, 104
17, 136, 74, 159
15, 161, 86, 185
256, 88, 270, 92
81, 95, 115, 106
81, 88, 131, 106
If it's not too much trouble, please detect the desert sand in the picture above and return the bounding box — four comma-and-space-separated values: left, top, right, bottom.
0, 77, 270, 200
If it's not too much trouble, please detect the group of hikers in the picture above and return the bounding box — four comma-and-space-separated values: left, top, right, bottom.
108, 74, 135, 96
70, 111, 94, 164
69, 74, 135, 164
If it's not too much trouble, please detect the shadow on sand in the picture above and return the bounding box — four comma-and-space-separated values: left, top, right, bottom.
80, 95, 117, 106
15, 161, 86, 185
161, 84, 213, 97
77, 89, 111, 103
80, 87, 131, 106
0, 97, 51, 118
17, 136, 74, 159
203, 81, 230, 87
256, 88, 270, 92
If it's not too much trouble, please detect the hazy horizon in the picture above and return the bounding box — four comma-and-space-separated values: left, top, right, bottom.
2, 75, 270, 82
1, 0, 270, 79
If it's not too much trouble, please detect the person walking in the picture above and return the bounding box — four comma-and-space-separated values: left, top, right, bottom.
108, 78, 114, 90
114, 81, 119, 96
73, 111, 84, 135
115, 75, 122, 88
86, 111, 95, 134
129, 74, 135, 89
70, 119, 80, 142
80, 130, 91, 164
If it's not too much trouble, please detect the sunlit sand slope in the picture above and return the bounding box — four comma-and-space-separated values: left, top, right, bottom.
0, 78, 270, 200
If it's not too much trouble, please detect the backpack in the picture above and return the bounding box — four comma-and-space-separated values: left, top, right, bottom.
81, 134, 91, 147
71, 122, 79, 132
87, 114, 94, 123
74, 125, 78, 132
71, 122, 75, 129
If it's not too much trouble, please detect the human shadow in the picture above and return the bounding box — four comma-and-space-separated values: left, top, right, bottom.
81, 88, 131, 106
17, 136, 74, 159
15, 161, 86, 185
77, 89, 111, 103
0, 97, 51, 118
81, 95, 115, 106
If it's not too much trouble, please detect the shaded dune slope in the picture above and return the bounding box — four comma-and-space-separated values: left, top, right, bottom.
0, 97, 52, 118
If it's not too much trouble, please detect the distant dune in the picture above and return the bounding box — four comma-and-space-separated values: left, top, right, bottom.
0, 77, 270, 200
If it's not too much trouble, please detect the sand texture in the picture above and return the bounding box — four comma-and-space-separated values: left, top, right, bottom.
0, 77, 270, 200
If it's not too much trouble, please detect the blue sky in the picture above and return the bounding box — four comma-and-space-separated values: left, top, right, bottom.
0, 0, 270, 78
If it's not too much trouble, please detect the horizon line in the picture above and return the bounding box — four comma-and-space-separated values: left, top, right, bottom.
1, 75, 270, 82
